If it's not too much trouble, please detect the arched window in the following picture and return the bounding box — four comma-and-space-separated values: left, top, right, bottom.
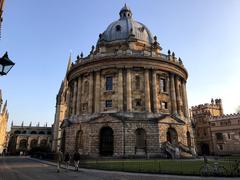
167, 128, 178, 144
75, 130, 83, 151
135, 76, 140, 90
135, 128, 146, 149
22, 131, 26, 134
39, 131, 45, 135
30, 139, 38, 149
30, 131, 37, 134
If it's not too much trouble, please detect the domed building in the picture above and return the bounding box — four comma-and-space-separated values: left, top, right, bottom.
52, 5, 195, 158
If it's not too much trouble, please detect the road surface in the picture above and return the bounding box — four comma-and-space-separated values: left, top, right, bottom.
0, 156, 238, 180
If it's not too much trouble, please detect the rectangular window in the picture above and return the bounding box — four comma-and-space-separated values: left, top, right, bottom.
216, 133, 223, 140
228, 133, 231, 139
106, 76, 113, 91
135, 76, 140, 90
218, 144, 223, 150
160, 78, 166, 92
161, 102, 168, 109
135, 99, 142, 106
105, 100, 112, 108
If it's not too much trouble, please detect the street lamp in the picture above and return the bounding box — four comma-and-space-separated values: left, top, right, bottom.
0, 52, 15, 76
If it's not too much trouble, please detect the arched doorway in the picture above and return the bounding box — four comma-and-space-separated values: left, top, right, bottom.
166, 128, 178, 144
201, 143, 210, 155
135, 128, 146, 149
75, 130, 83, 151
40, 139, 47, 147
135, 128, 147, 155
99, 127, 113, 156
30, 139, 38, 149
19, 139, 27, 151
186, 131, 191, 147
61, 130, 66, 153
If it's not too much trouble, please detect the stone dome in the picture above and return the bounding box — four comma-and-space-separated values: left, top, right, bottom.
101, 4, 154, 45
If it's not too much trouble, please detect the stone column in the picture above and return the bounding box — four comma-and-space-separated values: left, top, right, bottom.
152, 70, 159, 113
118, 69, 123, 112
72, 80, 78, 115
76, 76, 82, 115
175, 76, 181, 116
144, 69, 151, 112
170, 73, 177, 114
88, 72, 93, 113
182, 80, 189, 118
126, 69, 132, 112
94, 71, 101, 113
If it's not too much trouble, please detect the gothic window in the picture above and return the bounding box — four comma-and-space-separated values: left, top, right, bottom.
135, 76, 140, 90
160, 78, 166, 92
216, 133, 223, 140
161, 101, 168, 109
106, 76, 113, 91
105, 100, 112, 108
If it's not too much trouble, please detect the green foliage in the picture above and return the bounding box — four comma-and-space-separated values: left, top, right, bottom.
79, 159, 236, 176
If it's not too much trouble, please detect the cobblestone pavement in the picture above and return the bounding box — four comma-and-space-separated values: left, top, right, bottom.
0, 156, 238, 180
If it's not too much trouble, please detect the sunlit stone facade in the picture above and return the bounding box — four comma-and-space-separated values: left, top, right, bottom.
0, 90, 8, 154
53, 5, 195, 158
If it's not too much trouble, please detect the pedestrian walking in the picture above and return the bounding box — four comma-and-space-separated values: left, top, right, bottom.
57, 149, 64, 173
64, 152, 70, 169
73, 150, 81, 171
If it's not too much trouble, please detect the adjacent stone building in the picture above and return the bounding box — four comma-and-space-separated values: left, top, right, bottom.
0, 90, 8, 154
191, 99, 240, 155
53, 5, 195, 158
7, 123, 52, 155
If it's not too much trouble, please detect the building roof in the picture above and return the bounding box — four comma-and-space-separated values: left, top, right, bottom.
100, 4, 154, 44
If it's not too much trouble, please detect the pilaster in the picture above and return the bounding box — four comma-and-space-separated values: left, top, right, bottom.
144, 69, 151, 112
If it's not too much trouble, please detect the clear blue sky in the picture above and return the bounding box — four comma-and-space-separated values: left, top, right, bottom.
0, 0, 240, 127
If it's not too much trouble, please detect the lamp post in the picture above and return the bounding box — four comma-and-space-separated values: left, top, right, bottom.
0, 52, 15, 76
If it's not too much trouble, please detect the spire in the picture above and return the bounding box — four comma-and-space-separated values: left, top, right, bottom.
11, 121, 13, 127
119, 3, 132, 19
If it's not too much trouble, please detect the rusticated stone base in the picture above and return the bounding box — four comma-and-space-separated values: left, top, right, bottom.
61, 113, 194, 158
